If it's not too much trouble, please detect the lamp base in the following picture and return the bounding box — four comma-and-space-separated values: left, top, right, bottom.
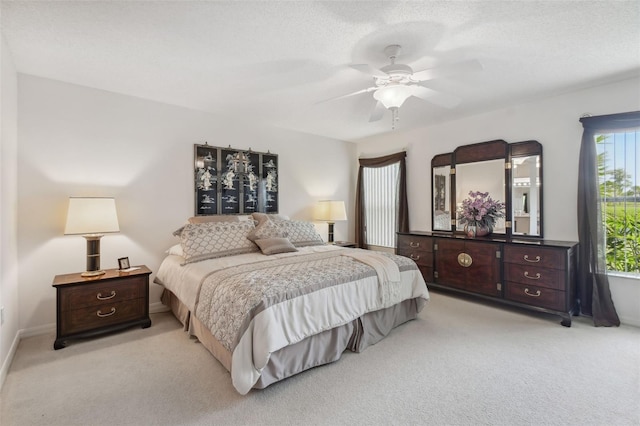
327, 222, 335, 244
81, 269, 106, 277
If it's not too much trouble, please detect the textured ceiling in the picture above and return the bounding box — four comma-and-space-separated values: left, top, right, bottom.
2, 1, 639, 142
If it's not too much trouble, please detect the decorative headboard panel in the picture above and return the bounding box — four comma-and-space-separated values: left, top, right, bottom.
194, 143, 278, 216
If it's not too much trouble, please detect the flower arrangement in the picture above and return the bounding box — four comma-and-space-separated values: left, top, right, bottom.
458, 191, 506, 230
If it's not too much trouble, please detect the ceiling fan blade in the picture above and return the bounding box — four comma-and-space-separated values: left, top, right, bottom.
409, 85, 461, 109
411, 59, 483, 82
349, 64, 389, 79
369, 101, 386, 122
316, 86, 377, 104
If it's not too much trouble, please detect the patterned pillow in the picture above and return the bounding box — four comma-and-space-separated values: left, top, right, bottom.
247, 218, 287, 241
255, 237, 298, 255
179, 221, 259, 264
276, 220, 325, 247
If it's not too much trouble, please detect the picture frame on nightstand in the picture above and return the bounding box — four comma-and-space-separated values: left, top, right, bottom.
118, 257, 130, 270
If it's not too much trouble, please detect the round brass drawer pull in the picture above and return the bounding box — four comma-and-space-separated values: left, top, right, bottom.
457, 252, 472, 267
524, 271, 541, 280
97, 290, 116, 300
524, 288, 541, 297
97, 307, 116, 318
409, 242, 420, 248
410, 254, 420, 261
524, 255, 541, 263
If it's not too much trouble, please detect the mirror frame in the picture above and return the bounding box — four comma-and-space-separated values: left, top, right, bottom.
431, 139, 543, 238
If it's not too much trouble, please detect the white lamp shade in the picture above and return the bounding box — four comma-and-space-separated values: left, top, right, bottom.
64, 197, 120, 235
315, 200, 347, 222
373, 85, 413, 109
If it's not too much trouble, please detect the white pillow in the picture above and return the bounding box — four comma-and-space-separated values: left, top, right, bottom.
166, 244, 184, 257
180, 221, 259, 264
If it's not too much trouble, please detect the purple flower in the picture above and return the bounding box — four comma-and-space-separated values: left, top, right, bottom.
457, 190, 505, 228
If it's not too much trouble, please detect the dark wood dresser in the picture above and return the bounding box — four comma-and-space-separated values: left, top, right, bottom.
52, 265, 152, 349
397, 232, 578, 326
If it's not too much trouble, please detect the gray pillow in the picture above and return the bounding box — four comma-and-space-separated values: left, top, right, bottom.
255, 237, 298, 255
247, 218, 287, 241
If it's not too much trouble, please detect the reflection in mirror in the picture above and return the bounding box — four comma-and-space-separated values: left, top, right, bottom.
456, 159, 506, 233
512, 155, 541, 236
433, 165, 451, 230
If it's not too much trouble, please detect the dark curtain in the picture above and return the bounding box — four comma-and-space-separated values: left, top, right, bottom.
578, 111, 639, 326
355, 151, 408, 249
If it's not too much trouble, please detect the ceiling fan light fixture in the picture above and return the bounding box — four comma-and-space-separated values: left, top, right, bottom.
373, 85, 413, 109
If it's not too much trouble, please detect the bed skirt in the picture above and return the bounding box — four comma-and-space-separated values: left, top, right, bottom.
161, 288, 422, 390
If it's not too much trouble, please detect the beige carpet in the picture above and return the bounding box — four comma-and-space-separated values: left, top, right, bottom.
1, 291, 639, 426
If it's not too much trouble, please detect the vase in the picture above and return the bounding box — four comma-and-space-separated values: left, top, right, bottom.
465, 224, 492, 237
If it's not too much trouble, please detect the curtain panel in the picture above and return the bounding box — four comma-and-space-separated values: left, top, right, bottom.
577, 111, 640, 326
355, 152, 408, 249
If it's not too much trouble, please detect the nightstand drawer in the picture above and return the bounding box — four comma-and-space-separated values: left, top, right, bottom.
59, 277, 144, 311
61, 298, 147, 335
53, 266, 152, 349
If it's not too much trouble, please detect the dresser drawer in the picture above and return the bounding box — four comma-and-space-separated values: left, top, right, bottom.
397, 235, 433, 267
59, 277, 144, 311
504, 263, 564, 291
397, 235, 432, 253
505, 282, 565, 311
504, 245, 566, 270
60, 298, 147, 335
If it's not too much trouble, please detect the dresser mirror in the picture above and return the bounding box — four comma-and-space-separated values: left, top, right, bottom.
433, 165, 451, 231
510, 141, 543, 236
455, 159, 506, 233
431, 139, 543, 237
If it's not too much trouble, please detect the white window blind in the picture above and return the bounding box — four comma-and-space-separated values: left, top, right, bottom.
363, 162, 400, 248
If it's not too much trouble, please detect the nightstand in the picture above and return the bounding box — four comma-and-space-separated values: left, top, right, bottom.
52, 265, 152, 349
333, 241, 356, 248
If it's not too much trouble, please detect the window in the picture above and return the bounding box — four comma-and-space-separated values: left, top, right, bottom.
596, 128, 640, 274
362, 162, 399, 247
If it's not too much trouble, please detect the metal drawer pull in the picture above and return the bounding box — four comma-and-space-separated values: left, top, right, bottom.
409, 242, 420, 248
524, 271, 541, 280
523, 255, 541, 263
410, 254, 420, 261
97, 291, 116, 300
457, 252, 472, 267
524, 288, 541, 297
97, 307, 116, 318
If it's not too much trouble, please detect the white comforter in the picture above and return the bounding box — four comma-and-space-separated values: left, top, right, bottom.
155, 245, 429, 394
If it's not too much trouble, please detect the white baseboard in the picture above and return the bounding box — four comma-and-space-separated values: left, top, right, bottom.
619, 315, 640, 328
150, 301, 170, 313
1, 303, 169, 391
0, 329, 21, 392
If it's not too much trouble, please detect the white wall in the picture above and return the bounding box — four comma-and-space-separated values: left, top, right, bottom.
17, 74, 356, 331
356, 76, 640, 326
0, 34, 19, 384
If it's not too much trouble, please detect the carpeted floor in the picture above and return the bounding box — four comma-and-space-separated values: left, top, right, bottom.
1, 291, 639, 426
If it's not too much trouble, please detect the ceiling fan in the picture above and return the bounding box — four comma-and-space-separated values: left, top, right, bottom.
330, 45, 482, 128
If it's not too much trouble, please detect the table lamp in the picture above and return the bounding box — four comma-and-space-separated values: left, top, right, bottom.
64, 197, 120, 277
315, 200, 347, 243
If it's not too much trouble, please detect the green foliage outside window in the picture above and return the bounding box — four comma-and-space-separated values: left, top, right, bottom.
598, 134, 640, 274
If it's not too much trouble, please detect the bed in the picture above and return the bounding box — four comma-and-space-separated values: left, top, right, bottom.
154, 214, 429, 394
